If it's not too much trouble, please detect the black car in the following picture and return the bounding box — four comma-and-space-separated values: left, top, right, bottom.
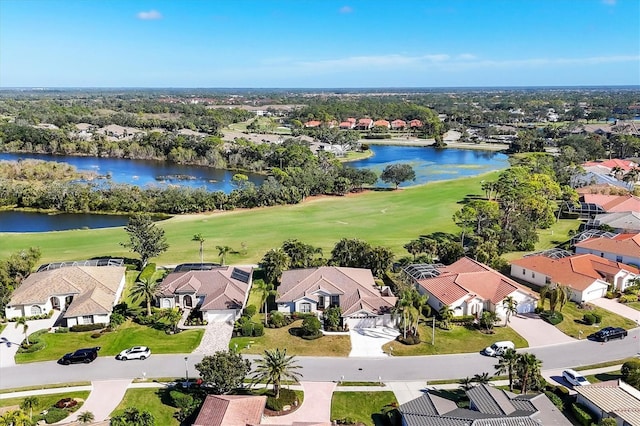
58, 347, 101, 365
591, 327, 627, 342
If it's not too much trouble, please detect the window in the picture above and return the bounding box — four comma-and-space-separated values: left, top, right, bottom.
30, 305, 42, 316
522, 269, 525, 275
82, 315, 94, 324
616, 256, 623, 262
300, 303, 311, 313
331, 295, 340, 306
532, 272, 536, 278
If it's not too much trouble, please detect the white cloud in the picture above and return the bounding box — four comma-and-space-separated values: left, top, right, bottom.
137, 10, 162, 20
339, 5, 353, 13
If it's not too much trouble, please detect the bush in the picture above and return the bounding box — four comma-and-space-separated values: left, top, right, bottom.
621, 359, 640, 380
268, 311, 289, 328
241, 321, 255, 337
253, 322, 264, 337
335, 417, 357, 425
302, 316, 322, 337
55, 398, 78, 409
70, 323, 106, 332
619, 294, 637, 303
592, 312, 602, 324
583, 313, 596, 325
571, 403, 594, 426
451, 315, 476, 324
540, 311, 564, 325
169, 390, 194, 410
55, 327, 69, 333
554, 385, 571, 401
544, 391, 564, 411
243, 305, 257, 318
109, 312, 125, 327
605, 291, 616, 299
266, 388, 298, 411
397, 334, 421, 345
44, 407, 69, 424
624, 285, 639, 295
90, 333, 101, 339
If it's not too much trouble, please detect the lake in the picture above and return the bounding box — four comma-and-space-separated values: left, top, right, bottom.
0, 210, 132, 232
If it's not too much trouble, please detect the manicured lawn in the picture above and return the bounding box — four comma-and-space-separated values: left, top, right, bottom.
625, 301, 640, 311
502, 218, 581, 261
381, 323, 528, 356
0, 391, 90, 411
15, 320, 203, 363
584, 370, 622, 383
341, 149, 373, 162
111, 388, 179, 426
331, 391, 398, 426
553, 302, 637, 339
230, 320, 351, 356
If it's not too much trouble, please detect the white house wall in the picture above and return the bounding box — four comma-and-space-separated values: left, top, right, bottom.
510, 265, 548, 287
576, 281, 609, 303
575, 247, 640, 267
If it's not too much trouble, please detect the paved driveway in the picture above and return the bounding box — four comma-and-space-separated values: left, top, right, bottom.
57, 379, 131, 423
590, 297, 640, 324
0, 316, 58, 368
192, 321, 234, 355
507, 313, 575, 347
349, 327, 399, 357
261, 381, 335, 425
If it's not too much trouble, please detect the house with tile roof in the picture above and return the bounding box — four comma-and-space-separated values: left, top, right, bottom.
373, 119, 391, 129
391, 119, 407, 130
574, 233, 640, 268
5, 263, 126, 327
193, 395, 266, 426
304, 120, 322, 128
356, 118, 374, 130
409, 119, 423, 128
275, 266, 397, 329
399, 384, 571, 426
510, 253, 639, 301
574, 380, 640, 426
585, 211, 640, 234
581, 193, 640, 214
407, 257, 538, 319
339, 120, 355, 129
157, 265, 253, 323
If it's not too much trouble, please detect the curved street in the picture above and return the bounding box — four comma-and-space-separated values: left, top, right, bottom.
1, 328, 638, 390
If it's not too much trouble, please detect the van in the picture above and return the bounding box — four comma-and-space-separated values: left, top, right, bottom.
483, 341, 515, 357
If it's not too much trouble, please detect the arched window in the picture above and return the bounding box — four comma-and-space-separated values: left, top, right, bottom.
30, 305, 42, 316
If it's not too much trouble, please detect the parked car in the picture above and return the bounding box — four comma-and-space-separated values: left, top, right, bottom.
562, 369, 590, 387
590, 327, 628, 342
116, 346, 151, 361
483, 341, 515, 357
58, 347, 100, 365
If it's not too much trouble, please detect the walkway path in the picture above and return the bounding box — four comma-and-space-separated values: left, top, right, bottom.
591, 297, 640, 324
508, 313, 575, 347
261, 381, 336, 425
0, 316, 57, 368
56, 379, 131, 424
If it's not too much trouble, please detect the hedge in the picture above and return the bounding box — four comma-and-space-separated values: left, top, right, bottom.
451, 315, 476, 324
8, 310, 54, 322
583, 313, 596, 325
43, 407, 69, 424
70, 323, 106, 332
544, 391, 564, 411
571, 403, 594, 426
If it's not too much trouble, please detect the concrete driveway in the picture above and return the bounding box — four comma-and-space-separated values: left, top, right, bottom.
0, 316, 58, 368
57, 379, 131, 424
261, 381, 335, 425
349, 327, 399, 357
507, 313, 575, 347
590, 297, 640, 324
192, 321, 234, 355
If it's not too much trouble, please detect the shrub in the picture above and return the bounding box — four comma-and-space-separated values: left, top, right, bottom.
109, 312, 125, 327
397, 334, 421, 345
268, 311, 288, 328
554, 385, 571, 401
169, 390, 194, 410
619, 294, 637, 303
583, 313, 596, 325
55, 398, 78, 409
592, 312, 603, 324
451, 315, 476, 324
544, 391, 564, 411
335, 417, 357, 424
44, 407, 69, 424
605, 291, 615, 299
70, 323, 106, 332
55, 327, 69, 333
241, 321, 255, 337
540, 311, 564, 325
91, 333, 101, 339
621, 359, 640, 380
253, 322, 264, 337
243, 305, 257, 318
266, 388, 297, 411
302, 316, 322, 337
624, 285, 639, 295
571, 403, 594, 426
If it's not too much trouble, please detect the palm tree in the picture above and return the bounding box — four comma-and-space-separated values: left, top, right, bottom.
216, 245, 233, 266
192, 233, 205, 264
395, 291, 415, 339
253, 280, 277, 325
12, 411, 33, 426
14, 317, 29, 345
494, 348, 519, 392
0, 411, 16, 426
163, 307, 182, 333
502, 296, 519, 325
473, 372, 491, 384
542, 283, 570, 312
610, 166, 624, 180
516, 352, 543, 393
439, 305, 454, 330
260, 248, 290, 285
251, 348, 303, 399
20, 396, 38, 420
130, 278, 158, 317
458, 376, 474, 391
78, 411, 95, 425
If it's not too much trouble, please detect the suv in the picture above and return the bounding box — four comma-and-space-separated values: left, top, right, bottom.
58, 347, 100, 365
591, 327, 627, 342
562, 369, 590, 387
116, 346, 151, 361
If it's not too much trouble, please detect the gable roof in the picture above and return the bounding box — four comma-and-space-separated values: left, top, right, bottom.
511, 254, 639, 291
589, 211, 640, 232
575, 232, 640, 258
276, 267, 396, 316
415, 257, 538, 306
582, 193, 640, 213
582, 159, 638, 171
193, 395, 266, 426
574, 380, 640, 423
8, 266, 126, 317
158, 267, 252, 311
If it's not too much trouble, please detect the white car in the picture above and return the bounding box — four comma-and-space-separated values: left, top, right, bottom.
562, 369, 589, 387
117, 346, 151, 361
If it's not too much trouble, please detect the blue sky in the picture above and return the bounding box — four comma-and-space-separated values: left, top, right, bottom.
1, 0, 638, 88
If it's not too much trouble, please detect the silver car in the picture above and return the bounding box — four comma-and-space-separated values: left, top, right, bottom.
116, 346, 151, 361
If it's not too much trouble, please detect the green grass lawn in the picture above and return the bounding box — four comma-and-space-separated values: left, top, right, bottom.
553, 302, 637, 339
230, 320, 351, 357
625, 301, 640, 311
0, 391, 90, 412
331, 391, 398, 426
382, 323, 528, 356
111, 388, 179, 426
15, 320, 203, 363
584, 370, 622, 384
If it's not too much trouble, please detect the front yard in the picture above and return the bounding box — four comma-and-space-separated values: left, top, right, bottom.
331, 391, 398, 426
111, 388, 179, 426
553, 302, 637, 339
15, 320, 203, 363
381, 323, 527, 356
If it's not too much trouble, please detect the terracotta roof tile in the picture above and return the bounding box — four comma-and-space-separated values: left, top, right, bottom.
575, 233, 640, 258
193, 395, 266, 426
582, 193, 640, 212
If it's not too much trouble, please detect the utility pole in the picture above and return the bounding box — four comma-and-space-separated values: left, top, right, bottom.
431, 316, 436, 346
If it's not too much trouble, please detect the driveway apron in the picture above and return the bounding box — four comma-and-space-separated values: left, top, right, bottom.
57, 379, 131, 424
261, 381, 336, 425
349, 327, 399, 357
507, 313, 575, 347
0, 316, 57, 368
590, 297, 640, 325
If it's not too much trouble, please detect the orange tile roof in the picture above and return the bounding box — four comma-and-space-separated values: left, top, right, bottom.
373, 119, 390, 127
582, 159, 638, 171
575, 233, 640, 258
510, 254, 638, 291
409, 119, 423, 127
193, 395, 266, 426
582, 193, 640, 212
416, 257, 537, 305
304, 120, 322, 127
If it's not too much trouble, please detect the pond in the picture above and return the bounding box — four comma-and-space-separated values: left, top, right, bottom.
0, 210, 132, 232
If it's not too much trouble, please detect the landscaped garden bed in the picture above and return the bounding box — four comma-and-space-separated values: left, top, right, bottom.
0, 391, 90, 424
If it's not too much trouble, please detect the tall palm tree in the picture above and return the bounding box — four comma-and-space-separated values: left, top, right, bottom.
253, 280, 277, 325
473, 372, 491, 384
542, 283, 570, 312
192, 233, 205, 264
494, 348, 519, 392
610, 166, 624, 180
216, 245, 233, 266
130, 278, 158, 317
260, 248, 290, 285
458, 376, 474, 391
502, 296, 519, 325
439, 305, 454, 330
14, 317, 29, 345
395, 291, 415, 339
516, 352, 542, 393
251, 348, 303, 399
77, 411, 95, 425
20, 396, 38, 420
163, 307, 182, 333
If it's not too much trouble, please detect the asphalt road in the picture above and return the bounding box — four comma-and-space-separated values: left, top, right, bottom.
1, 328, 638, 389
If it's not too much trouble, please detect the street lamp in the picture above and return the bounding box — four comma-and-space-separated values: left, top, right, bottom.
184, 357, 189, 386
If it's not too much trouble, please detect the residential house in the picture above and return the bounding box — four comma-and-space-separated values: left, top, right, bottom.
373, 119, 391, 129
510, 253, 639, 301
156, 264, 253, 323
406, 257, 538, 319
585, 211, 640, 234
356, 118, 373, 130
399, 384, 572, 426
574, 233, 640, 267
275, 266, 397, 329
581, 193, 640, 214
574, 380, 640, 426
339, 120, 355, 129
409, 119, 423, 128
5, 260, 126, 327
583, 159, 639, 173
304, 120, 322, 128
193, 395, 266, 426
391, 119, 407, 130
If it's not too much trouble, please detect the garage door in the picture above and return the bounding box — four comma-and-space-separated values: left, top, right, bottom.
517, 300, 536, 314
585, 288, 606, 301
347, 317, 379, 329
207, 312, 235, 323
